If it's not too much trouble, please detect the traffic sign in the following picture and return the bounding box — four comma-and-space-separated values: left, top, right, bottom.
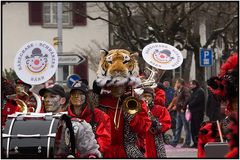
200, 48, 213, 67
66, 74, 81, 88
58, 53, 85, 65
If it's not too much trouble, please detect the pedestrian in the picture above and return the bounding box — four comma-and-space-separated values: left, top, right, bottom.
167, 93, 177, 137
163, 80, 175, 107
188, 80, 205, 148
39, 83, 102, 158
142, 87, 171, 158
67, 80, 111, 158
170, 78, 191, 148
206, 83, 222, 121
164, 80, 177, 137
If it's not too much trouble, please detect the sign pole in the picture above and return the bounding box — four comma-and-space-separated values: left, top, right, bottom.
56, 2, 63, 84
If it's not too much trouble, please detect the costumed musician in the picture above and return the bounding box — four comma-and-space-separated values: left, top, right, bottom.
2, 78, 43, 128
1, 77, 18, 129
198, 52, 238, 158
66, 78, 111, 158
94, 49, 151, 158
141, 87, 171, 158
39, 84, 102, 158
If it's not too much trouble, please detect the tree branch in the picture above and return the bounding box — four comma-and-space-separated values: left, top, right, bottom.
203, 15, 238, 48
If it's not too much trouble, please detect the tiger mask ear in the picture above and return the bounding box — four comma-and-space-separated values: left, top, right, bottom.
130, 52, 139, 60
100, 49, 108, 57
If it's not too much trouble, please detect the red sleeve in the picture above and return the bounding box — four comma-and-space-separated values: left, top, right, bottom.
154, 88, 166, 106
95, 109, 111, 156
158, 107, 171, 133
151, 105, 171, 133
129, 100, 151, 135
2, 100, 19, 127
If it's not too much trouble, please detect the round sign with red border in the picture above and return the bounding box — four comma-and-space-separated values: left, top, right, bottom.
14, 40, 58, 85
142, 43, 183, 70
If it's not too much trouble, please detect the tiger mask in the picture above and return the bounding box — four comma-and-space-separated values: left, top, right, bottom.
96, 49, 141, 87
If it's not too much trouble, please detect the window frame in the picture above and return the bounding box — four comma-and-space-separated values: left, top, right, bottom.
42, 2, 74, 28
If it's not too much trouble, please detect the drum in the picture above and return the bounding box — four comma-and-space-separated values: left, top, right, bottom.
2, 113, 75, 158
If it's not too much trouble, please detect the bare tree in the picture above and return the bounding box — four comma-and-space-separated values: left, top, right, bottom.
73, 2, 238, 83
73, 40, 107, 72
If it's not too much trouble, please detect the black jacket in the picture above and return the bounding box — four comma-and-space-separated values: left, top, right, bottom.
188, 87, 205, 114
206, 88, 221, 121
176, 87, 191, 112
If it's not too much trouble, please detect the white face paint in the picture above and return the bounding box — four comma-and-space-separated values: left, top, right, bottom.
143, 93, 153, 106
43, 92, 61, 113
70, 90, 86, 107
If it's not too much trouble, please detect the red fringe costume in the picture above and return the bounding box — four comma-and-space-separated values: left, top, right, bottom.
199, 53, 238, 158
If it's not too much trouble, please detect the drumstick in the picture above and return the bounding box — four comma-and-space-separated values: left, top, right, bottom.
216, 120, 223, 142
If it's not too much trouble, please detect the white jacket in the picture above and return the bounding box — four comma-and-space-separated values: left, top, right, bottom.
71, 119, 102, 158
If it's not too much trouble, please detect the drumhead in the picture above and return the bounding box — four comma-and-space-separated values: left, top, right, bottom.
2, 113, 75, 158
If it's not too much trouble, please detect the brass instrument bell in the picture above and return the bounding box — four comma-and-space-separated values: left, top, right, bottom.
16, 99, 28, 113
122, 96, 142, 115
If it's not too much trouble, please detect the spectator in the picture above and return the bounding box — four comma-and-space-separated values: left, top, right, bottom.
170, 78, 191, 148
164, 80, 176, 137
188, 80, 205, 148
163, 80, 175, 107
206, 87, 221, 121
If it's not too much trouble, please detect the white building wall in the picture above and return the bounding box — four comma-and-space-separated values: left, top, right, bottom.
2, 2, 108, 87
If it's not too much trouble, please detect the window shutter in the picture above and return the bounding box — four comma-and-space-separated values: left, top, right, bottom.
29, 2, 42, 25
73, 2, 87, 26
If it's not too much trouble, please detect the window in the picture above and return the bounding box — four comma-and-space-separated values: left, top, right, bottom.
42, 3, 72, 28
29, 2, 87, 27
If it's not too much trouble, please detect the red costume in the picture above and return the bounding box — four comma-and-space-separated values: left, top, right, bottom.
197, 121, 221, 158
67, 104, 111, 157
200, 52, 238, 158
98, 93, 151, 158
1, 77, 18, 128
145, 105, 171, 158
154, 87, 166, 106
2, 99, 19, 127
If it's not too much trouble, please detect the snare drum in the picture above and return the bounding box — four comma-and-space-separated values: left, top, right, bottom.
2, 113, 75, 158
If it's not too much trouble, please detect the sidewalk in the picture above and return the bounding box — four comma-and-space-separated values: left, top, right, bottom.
165, 144, 198, 158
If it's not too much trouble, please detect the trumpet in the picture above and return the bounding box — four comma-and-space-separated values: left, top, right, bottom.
122, 96, 142, 115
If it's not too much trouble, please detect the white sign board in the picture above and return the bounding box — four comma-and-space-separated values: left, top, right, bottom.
14, 40, 58, 85
58, 54, 85, 65
142, 43, 183, 70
